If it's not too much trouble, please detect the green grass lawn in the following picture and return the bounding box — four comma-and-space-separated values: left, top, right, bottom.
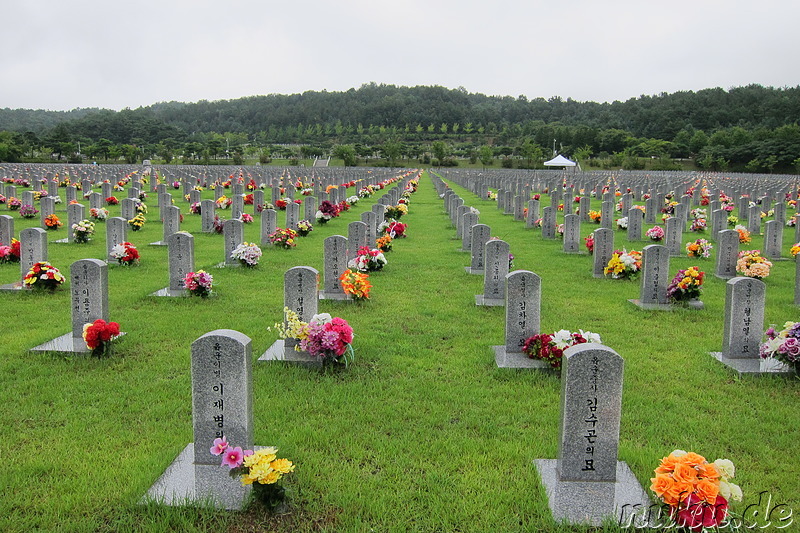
1, 172, 798, 532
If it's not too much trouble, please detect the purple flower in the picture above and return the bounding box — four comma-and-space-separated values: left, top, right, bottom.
780, 338, 800, 357
765, 327, 777, 339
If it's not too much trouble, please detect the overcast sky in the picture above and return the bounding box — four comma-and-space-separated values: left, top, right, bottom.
2, 0, 798, 111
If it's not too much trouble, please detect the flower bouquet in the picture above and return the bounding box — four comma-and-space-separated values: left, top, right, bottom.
269, 228, 298, 249
240, 213, 254, 224
666, 267, 704, 303
348, 246, 387, 272
556, 224, 565, 238
384, 204, 408, 220
584, 234, 594, 254
134, 199, 148, 214
690, 217, 707, 232
686, 239, 712, 259
189, 202, 201, 215
604, 249, 642, 280
650, 450, 741, 532
522, 329, 602, 369
346, 195, 359, 206
213, 215, 225, 234
727, 215, 739, 227
8, 197, 21, 210
216, 195, 232, 209
274, 198, 288, 210
184, 270, 213, 297
791, 242, 800, 257
19, 204, 38, 219
105, 196, 119, 206
760, 321, 800, 374
375, 234, 392, 252
734, 225, 751, 244
588, 210, 602, 224
616, 217, 628, 230
0, 238, 20, 263
316, 200, 339, 223
110, 242, 139, 266
230, 242, 262, 267
89, 207, 109, 221
82, 319, 121, 357
736, 250, 772, 279
211, 437, 295, 509
72, 219, 95, 243
23, 261, 65, 291
244, 193, 254, 205
339, 269, 372, 300
385, 221, 407, 238
787, 216, 798, 227
44, 214, 62, 230
300, 313, 355, 366
128, 213, 146, 231
646, 226, 665, 242
296, 219, 313, 237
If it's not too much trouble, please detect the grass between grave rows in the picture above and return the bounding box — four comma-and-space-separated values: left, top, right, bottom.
1, 172, 798, 533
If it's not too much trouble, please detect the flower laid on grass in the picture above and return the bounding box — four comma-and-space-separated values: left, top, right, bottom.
106, 196, 119, 206
82, 319, 121, 358
646, 226, 665, 242
734, 225, 751, 244
588, 210, 602, 223
348, 246, 387, 272
0, 239, 20, 263
690, 217, 707, 232
650, 450, 741, 532
522, 329, 601, 369
686, 239, 712, 259
72, 219, 95, 243
189, 202, 201, 215
216, 195, 232, 209
211, 437, 295, 509
384, 204, 408, 220
315, 200, 339, 223
8, 197, 21, 210
213, 215, 225, 234
340, 269, 372, 300
240, 213, 254, 224
274, 199, 288, 210
128, 213, 146, 231
375, 234, 392, 252
666, 267, 704, 302
604, 249, 642, 280
296, 219, 313, 236
269, 228, 298, 249
19, 204, 38, 218
44, 214, 62, 230
791, 242, 800, 257
110, 242, 139, 266
584, 234, 594, 254
727, 215, 739, 227
736, 250, 772, 279
230, 242, 262, 267
616, 217, 628, 230
23, 261, 65, 291
89, 207, 109, 221
184, 270, 213, 297
760, 321, 800, 373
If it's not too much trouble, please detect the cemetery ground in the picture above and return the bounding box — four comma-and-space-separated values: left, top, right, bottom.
1, 171, 799, 532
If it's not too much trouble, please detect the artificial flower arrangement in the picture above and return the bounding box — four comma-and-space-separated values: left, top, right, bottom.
375, 234, 392, 252
44, 214, 62, 230
0, 238, 20, 263
184, 270, 214, 297
171, 180, 181, 189
82, 319, 121, 357
72, 219, 95, 243
275, 308, 355, 367
336, 200, 350, 213
616, 217, 628, 230
89, 207, 109, 221
0, 194, 5, 204
787, 216, 798, 227
556, 223, 565, 238
727, 215, 739, 227
650, 450, 741, 532
734, 225, 751, 244
690, 217, 707, 232
23, 261, 65, 291
134, 198, 148, 214
760, 321, 800, 374
110, 242, 139, 266
604, 249, 642, 280
385, 221, 407, 238
736, 250, 772, 279
269, 228, 298, 249
666, 266, 704, 302
105, 196, 119, 206
296, 219, 313, 237
213, 215, 225, 234
243, 193, 254, 205
216, 195, 232, 209
128, 213, 146, 231
522, 329, 602, 369
384, 204, 408, 220
19, 204, 39, 219
348, 246, 387, 272
274, 199, 288, 210
339, 269, 372, 300
230, 242, 262, 267
646, 226, 665, 242
690, 208, 707, 220
584, 234, 594, 254
791, 242, 800, 257
8, 197, 21, 210
240, 213, 254, 224
346, 195, 359, 206
316, 200, 339, 224
358, 185, 375, 198
189, 202, 201, 215
487, 190, 497, 201
686, 239, 713, 259
588, 210, 602, 223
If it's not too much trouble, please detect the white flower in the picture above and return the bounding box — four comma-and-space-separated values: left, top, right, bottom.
671, 450, 688, 458
311, 313, 332, 325
580, 330, 601, 344
713, 459, 736, 480
718, 480, 743, 501
552, 329, 573, 349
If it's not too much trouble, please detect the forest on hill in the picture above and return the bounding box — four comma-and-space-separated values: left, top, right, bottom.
0, 83, 799, 172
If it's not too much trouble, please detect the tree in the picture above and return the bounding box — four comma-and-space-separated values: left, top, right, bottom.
381, 140, 403, 166
518, 139, 543, 168
333, 144, 357, 167
431, 140, 450, 164
479, 145, 494, 167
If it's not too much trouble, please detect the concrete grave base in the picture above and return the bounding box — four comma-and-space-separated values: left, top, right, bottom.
318, 291, 351, 301
710, 352, 795, 376
151, 288, 188, 297
534, 459, 650, 527
213, 262, 241, 269
465, 267, 484, 275
30, 332, 126, 354
475, 295, 504, 307
493, 346, 551, 369
628, 299, 704, 311
0, 281, 24, 291
259, 339, 322, 368
53, 238, 69, 244
148, 241, 167, 246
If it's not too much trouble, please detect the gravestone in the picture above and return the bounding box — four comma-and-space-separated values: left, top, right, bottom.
55, 203, 85, 244
106, 217, 128, 262
525, 199, 540, 228
231, 194, 244, 220
600, 201, 613, 229
152, 232, 195, 297
40, 197, 55, 229
747, 205, 761, 235
712, 208, 726, 239
579, 197, 591, 223
260, 209, 277, 245
303, 196, 317, 221
493, 270, 546, 368
644, 198, 656, 224
144, 329, 256, 510
0, 215, 13, 246
534, 343, 648, 526
711, 277, 788, 374
513, 195, 525, 221
189, 190, 201, 205
319, 235, 349, 300
222, 219, 244, 266
259, 266, 322, 366
347, 221, 368, 262
361, 211, 377, 247
285, 202, 299, 230
66, 185, 77, 203
541, 206, 556, 239
626, 208, 643, 242
200, 200, 216, 233
466, 224, 491, 274
152, 205, 180, 246
0, 227, 47, 291
371, 203, 386, 222
121, 198, 137, 220
563, 214, 581, 253
461, 212, 479, 252
455, 205, 470, 238
23, 191, 34, 206
476, 239, 509, 306
714, 229, 739, 279
763, 220, 782, 260
629, 245, 671, 310
89, 192, 102, 210
592, 228, 614, 278
253, 190, 264, 211
128, 187, 140, 199
664, 217, 682, 257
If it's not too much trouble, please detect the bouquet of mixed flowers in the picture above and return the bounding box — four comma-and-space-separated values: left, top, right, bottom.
556, 223, 565, 238
0, 238, 20, 263
240, 213, 254, 224
110, 242, 139, 266
269, 228, 297, 249
128, 213, 146, 231
346, 195, 359, 206
82, 319, 121, 357
522, 329, 602, 369
339, 269, 372, 300
734, 225, 751, 244
23, 261, 65, 291
791, 242, 800, 257
44, 214, 62, 230
348, 246, 387, 272
274, 198, 288, 210
133, 198, 147, 214
216, 195, 232, 209
105, 196, 119, 206
690, 208, 707, 220
727, 215, 739, 227
616, 217, 628, 230
646, 226, 665, 242
7, 197, 21, 210
243, 193, 254, 205
604, 249, 642, 280
760, 321, 800, 373
666, 267, 704, 302
736, 250, 772, 279
384, 204, 408, 220
213, 215, 225, 234
375, 234, 392, 252
385, 221, 407, 238
301, 313, 355, 365
650, 450, 741, 532
296, 219, 313, 236
316, 200, 339, 224
787, 216, 798, 227
588, 210, 602, 224
686, 239, 712, 259
72, 219, 95, 243
584, 234, 594, 254
189, 202, 201, 215
89, 207, 109, 221
230, 242, 262, 267
19, 204, 38, 219
690, 217, 707, 232
211, 437, 295, 509
184, 270, 214, 297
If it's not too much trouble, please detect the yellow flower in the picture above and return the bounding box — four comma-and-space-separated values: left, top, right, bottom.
271, 458, 295, 474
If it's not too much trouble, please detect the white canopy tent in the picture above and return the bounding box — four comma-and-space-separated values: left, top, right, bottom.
543, 154, 577, 167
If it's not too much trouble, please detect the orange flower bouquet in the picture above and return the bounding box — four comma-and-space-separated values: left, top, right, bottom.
339, 269, 371, 300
